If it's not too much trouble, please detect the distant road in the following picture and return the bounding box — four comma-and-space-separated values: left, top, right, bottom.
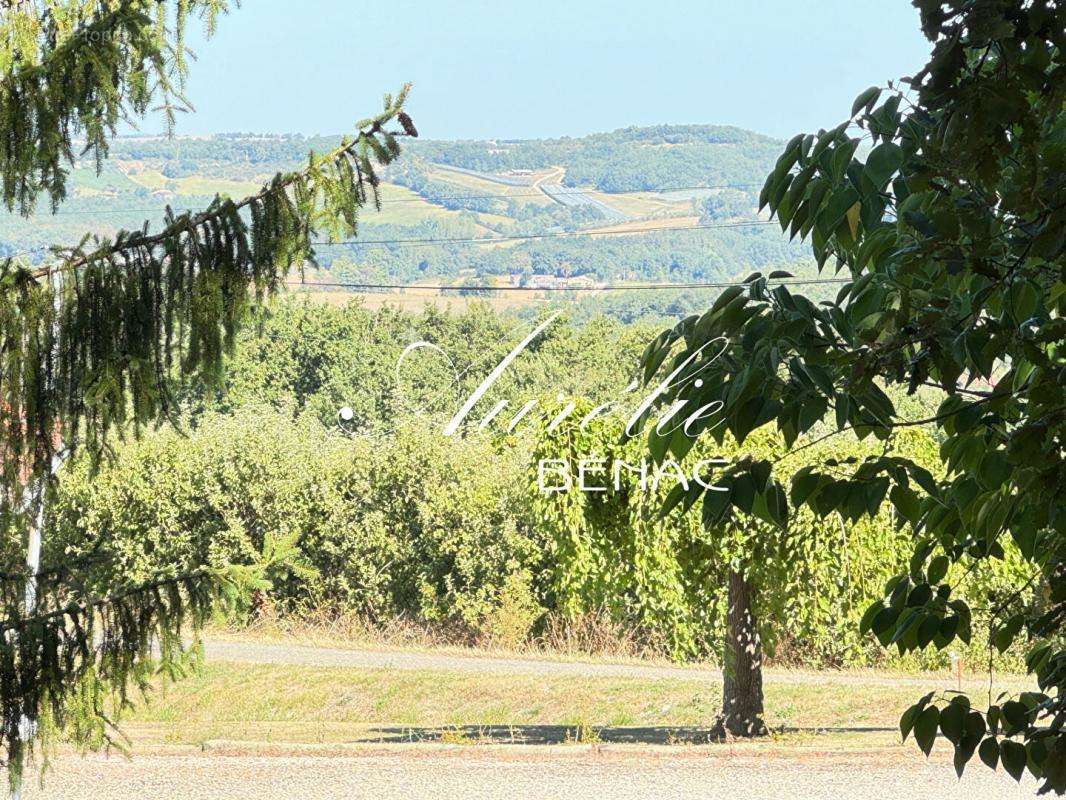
201, 639, 1009, 691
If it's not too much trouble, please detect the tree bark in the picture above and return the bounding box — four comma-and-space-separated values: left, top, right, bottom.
719, 569, 767, 737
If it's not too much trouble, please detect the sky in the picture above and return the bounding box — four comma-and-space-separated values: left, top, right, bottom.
159, 0, 933, 142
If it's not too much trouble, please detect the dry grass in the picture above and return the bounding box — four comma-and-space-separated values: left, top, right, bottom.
206, 611, 1032, 694
121, 658, 923, 749
285, 287, 545, 313
533, 610, 670, 661
115, 613, 1032, 754
585, 190, 688, 218
211, 608, 674, 665
582, 215, 702, 235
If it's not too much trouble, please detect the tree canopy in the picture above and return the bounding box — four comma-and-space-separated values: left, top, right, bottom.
1, 0, 230, 213
0, 1, 416, 789
638, 0, 1064, 792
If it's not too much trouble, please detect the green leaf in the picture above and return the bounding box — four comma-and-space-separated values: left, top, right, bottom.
939, 701, 965, 744
731, 473, 756, 513
907, 583, 933, 607
890, 484, 921, 524
764, 481, 789, 529
914, 706, 940, 755
864, 142, 903, 188
1001, 701, 1029, 734
900, 703, 922, 741
906, 464, 939, 496
789, 467, 822, 508
659, 482, 688, 519
927, 555, 950, 584
701, 487, 732, 529
871, 605, 901, 645
1000, 740, 1027, 781
851, 86, 882, 117
992, 614, 1024, 654
859, 601, 884, 635
834, 393, 850, 430
917, 613, 941, 648
978, 737, 999, 770
711, 285, 745, 314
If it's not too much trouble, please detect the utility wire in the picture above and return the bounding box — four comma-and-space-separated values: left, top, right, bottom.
3, 183, 762, 217
286, 276, 849, 293
4, 219, 782, 263
311, 220, 777, 248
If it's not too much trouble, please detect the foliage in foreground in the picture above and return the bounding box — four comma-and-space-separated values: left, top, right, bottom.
637, 0, 1064, 791
0, 1, 418, 787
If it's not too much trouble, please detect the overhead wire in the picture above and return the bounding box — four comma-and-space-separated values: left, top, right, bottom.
286, 276, 849, 293
2, 182, 762, 217
310, 220, 778, 248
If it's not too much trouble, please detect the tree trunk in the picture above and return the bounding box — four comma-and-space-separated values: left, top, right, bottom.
719, 569, 767, 737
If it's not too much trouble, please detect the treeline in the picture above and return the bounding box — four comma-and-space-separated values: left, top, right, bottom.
43, 300, 1029, 669
105, 125, 782, 192
4, 125, 799, 285
401, 125, 783, 192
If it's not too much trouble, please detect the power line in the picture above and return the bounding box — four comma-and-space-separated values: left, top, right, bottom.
311, 220, 777, 248
5, 183, 762, 217
286, 276, 849, 293
4, 219, 781, 263
5, 220, 782, 272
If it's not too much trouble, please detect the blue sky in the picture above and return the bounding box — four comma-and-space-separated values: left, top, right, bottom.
167, 0, 932, 142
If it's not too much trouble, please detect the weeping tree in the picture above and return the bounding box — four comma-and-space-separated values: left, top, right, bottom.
532, 397, 937, 737
0, 0, 416, 791
637, 0, 1063, 792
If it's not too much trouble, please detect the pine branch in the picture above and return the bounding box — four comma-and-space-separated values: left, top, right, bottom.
0, 566, 214, 633
29, 94, 414, 280
0, 0, 231, 213
0, 86, 416, 500
0, 564, 226, 780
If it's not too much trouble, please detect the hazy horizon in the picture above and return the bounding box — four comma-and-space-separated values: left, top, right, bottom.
126, 1, 932, 142
113, 121, 786, 144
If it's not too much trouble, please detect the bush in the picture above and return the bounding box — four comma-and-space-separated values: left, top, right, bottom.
49, 408, 545, 631
47, 402, 1032, 670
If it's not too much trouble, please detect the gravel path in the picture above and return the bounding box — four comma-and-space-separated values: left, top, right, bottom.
23, 747, 1038, 799
203, 639, 1004, 689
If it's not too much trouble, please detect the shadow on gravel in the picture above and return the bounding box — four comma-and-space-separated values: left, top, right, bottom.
353, 725, 895, 745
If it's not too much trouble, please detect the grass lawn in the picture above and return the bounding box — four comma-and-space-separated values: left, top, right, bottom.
124, 659, 925, 750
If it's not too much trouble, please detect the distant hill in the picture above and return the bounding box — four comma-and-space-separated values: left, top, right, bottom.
101, 124, 782, 189
1, 125, 813, 301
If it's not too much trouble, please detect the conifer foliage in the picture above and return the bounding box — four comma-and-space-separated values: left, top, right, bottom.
0, 0, 416, 787
1, 0, 229, 214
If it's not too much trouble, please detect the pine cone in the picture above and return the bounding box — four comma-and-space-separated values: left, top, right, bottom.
397, 112, 418, 138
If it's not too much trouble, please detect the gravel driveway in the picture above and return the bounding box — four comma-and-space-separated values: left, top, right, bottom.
35, 640, 1028, 798
23, 746, 1038, 800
